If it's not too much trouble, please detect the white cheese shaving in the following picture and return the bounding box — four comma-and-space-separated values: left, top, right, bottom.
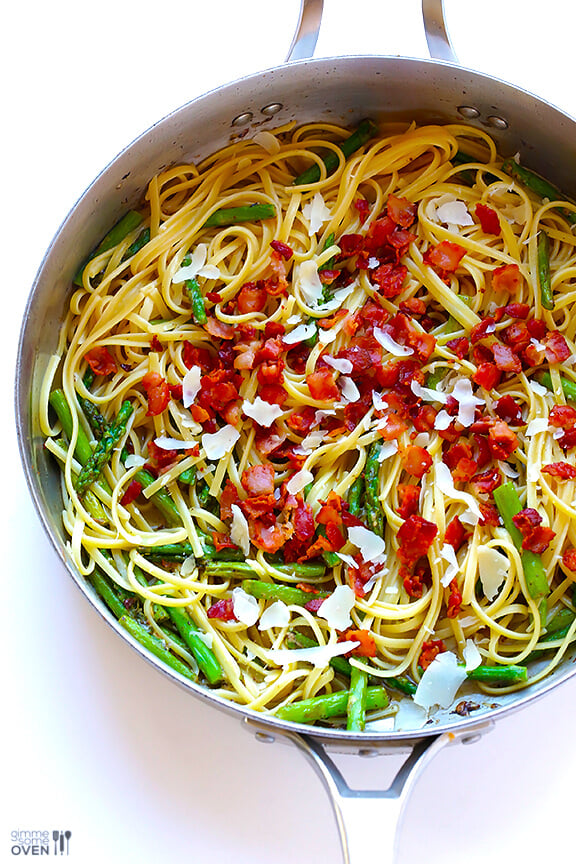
252, 130, 281, 154
435, 198, 474, 227
181, 555, 196, 577
202, 424, 240, 460
339, 377, 361, 403
393, 700, 429, 732
372, 390, 387, 412
124, 453, 146, 469
463, 639, 482, 671
232, 587, 259, 627
316, 281, 356, 313
302, 192, 332, 236
439, 544, 459, 586
317, 584, 356, 631
413, 432, 430, 447
433, 409, 453, 431
266, 641, 360, 668
182, 365, 202, 408
154, 436, 195, 450
286, 469, 314, 495
368, 256, 380, 269
242, 396, 284, 427
526, 417, 549, 436
347, 525, 386, 562
172, 244, 221, 283
499, 461, 519, 479
336, 552, 359, 569
286, 313, 303, 326
283, 322, 317, 345
373, 327, 414, 357
411, 379, 449, 404
478, 545, 510, 600
435, 462, 482, 523
529, 380, 549, 397
377, 440, 399, 462
297, 259, 324, 306
414, 651, 467, 710
324, 356, 353, 374
230, 504, 250, 556
318, 328, 337, 345
527, 462, 542, 482
258, 600, 290, 631
294, 431, 325, 455
451, 378, 485, 427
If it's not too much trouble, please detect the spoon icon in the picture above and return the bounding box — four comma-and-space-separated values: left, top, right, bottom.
65, 831, 72, 854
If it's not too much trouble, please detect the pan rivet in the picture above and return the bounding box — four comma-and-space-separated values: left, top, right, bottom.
487, 115, 509, 130
231, 111, 254, 127
261, 103, 283, 116
358, 748, 379, 758
457, 106, 480, 119
254, 731, 275, 744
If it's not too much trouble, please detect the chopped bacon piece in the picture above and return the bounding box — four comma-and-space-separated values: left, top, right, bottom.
120, 480, 142, 506
292, 496, 315, 543
150, 335, 163, 352
237, 282, 267, 314
397, 484, 421, 519
399, 296, 427, 316
339, 233, 364, 257
402, 445, 433, 479
544, 331, 571, 364
471, 466, 502, 495
84, 346, 117, 376
446, 337, 470, 359
340, 629, 377, 657
562, 549, 576, 571
549, 405, 576, 430
495, 394, 523, 425
250, 518, 293, 553
512, 508, 555, 553
182, 341, 214, 371
220, 480, 241, 521
387, 194, 417, 228
473, 362, 501, 390
306, 367, 340, 402
142, 371, 170, 416
541, 462, 576, 480
255, 424, 286, 457
502, 321, 531, 353
286, 406, 316, 435
492, 264, 522, 293
211, 531, 239, 552
419, 639, 446, 670
204, 315, 234, 340
526, 318, 547, 340
424, 240, 467, 274
241, 464, 275, 496
412, 404, 438, 433
470, 316, 496, 344
378, 411, 409, 441
264, 321, 286, 338
475, 203, 501, 235
207, 598, 236, 621
492, 342, 522, 373
403, 557, 432, 599
270, 239, 294, 260
371, 263, 408, 298
397, 515, 438, 569
479, 501, 501, 527
354, 197, 370, 220
447, 580, 463, 618
488, 420, 518, 460
504, 303, 530, 319
445, 516, 469, 551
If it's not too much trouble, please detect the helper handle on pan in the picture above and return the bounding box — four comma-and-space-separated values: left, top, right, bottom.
286, 0, 458, 64
273, 730, 454, 864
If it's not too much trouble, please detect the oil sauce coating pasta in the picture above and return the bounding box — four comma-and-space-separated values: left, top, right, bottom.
40, 120, 576, 730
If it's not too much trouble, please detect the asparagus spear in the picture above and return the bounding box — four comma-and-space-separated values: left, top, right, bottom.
364, 441, 385, 537
123, 226, 150, 259
285, 630, 353, 677
74, 210, 144, 286
203, 203, 275, 228
465, 664, 527, 684
204, 561, 327, 580
493, 482, 549, 624
119, 615, 196, 681
87, 568, 131, 620
502, 159, 576, 225
74, 400, 134, 495
347, 666, 368, 731
293, 119, 378, 186
347, 475, 364, 517
538, 371, 576, 402
49, 389, 95, 466
537, 230, 554, 310
240, 578, 330, 605
185, 277, 207, 325
164, 605, 223, 685
275, 685, 388, 724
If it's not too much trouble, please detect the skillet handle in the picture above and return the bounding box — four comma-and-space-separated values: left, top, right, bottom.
272, 730, 454, 864
421, 0, 459, 63
285, 0, 324, 62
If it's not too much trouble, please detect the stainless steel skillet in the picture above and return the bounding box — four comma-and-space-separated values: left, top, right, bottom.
14, 2, 576, 861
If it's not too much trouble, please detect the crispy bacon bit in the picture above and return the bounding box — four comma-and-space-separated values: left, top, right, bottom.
150, 335, 163, 352
527, 318, 547, 340
492, 342, 522, 373
220, 479, 241, 521
541, 462, 576, 480
120, 480, 142, 506
475, 203, 501, 235
512, 508, 555, 553
211, 531, 239, 552
286, 406, 316, 435
237, 282, 267, 314
492, 264, 522, 293
549, 405, 576, 430
241, 464, 275, 496
142, 371, 170, 416
495, 394, 523, 425
354, 197, 370, 220
447, 579, 463, 618
562, 549, 576, 571
306, 367, 340, 402
183, 341, 214, 371
419, 639, 446, 670
544, 331, 571, 364
397, 484, 421, 519
446, 337, 470, 359
488, 420, 518, 460
340, 629, 377, 657
473, 362, 501, 390
504, 302, 530, 319
270, 239, 294, 260
250, 519, 294, 553
402, 445, 433, 479
84, 346, 117, 376
207, 598, 236, 621
387, 194, 417, 228
403, 557, 432, 599
471, 466, 502, 495
204, 315, 235, 340
424, 240, 466, 275
445, 516, 469, 552
470, 316, 496, 344
371, 263, 408, 298
397, 515, 438, 569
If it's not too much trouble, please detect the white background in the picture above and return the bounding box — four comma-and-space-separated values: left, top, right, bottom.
4, 2, 576, 863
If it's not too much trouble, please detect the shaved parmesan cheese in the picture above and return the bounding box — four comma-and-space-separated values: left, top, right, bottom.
451, 379, 485, 427
297, 259, 324, 306
317, 281, 356, 313
374, 327, 414, 357
339, 377, 360, 403
324, 356, 353, 374
433, 410, 452, 431
499, 461, 519, 479
252, 130, 281, 154
317, 585, 356, 630
283, 322, 317, 345
439, 544, 459, 586
318, 328, 337, 345
372, 390, 387, 412
302, 192, 332, 236
435, 198, 474, 227
202, 424, 240, 460
286, 313, 303, 326
413, 432, 430, 447
232, 587, 259, 627
529, 380, 549, 397
336, 552, 359, 568
266, 640, 360, 668
411, 379, 449, 404
463, 639, 482, 671
348, 525, 386, 562
414, 651, 467, 710
478, 545, 510, 600
435, 462, 482, 523
182, 365, 202, 408
242, 397, 284, 427
124, 453, 146, 469
286, 469, 314, 495
172, 244, 221, 283
154, 436, 195, 450
393, 699, 428, 731
378, 440, 399, 462
230, 504, 250, 556
181, 555, 196, 577
526, 417, 549, 436
368, 256, 380, 269
259, 600, 290, 630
